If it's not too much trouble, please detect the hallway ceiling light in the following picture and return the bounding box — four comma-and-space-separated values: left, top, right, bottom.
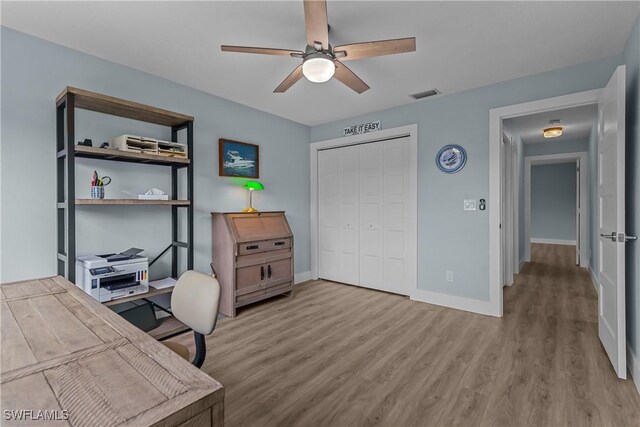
543, 119, 563, 138
543, 127, 563, 138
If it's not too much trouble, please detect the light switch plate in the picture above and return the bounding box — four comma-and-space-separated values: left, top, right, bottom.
464, 199, 477, 211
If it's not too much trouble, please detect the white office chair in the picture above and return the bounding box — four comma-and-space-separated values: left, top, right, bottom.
162, 270, 221, 368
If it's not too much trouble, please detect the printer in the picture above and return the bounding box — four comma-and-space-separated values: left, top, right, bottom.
76, 248, 149, 302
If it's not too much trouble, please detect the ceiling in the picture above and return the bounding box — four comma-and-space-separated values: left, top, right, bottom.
504, 103, 598, 144
1, 1, 638, 126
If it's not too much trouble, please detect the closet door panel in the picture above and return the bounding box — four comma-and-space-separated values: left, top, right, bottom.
358, 142, 383, 289
382, 138, 411, 292
337, 145, 359, 285
318, 149, 339, 281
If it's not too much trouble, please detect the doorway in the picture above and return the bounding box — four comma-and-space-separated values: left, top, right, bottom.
489, 88, 601, 315
524, 152, 589, 267
490, 65, 629, 379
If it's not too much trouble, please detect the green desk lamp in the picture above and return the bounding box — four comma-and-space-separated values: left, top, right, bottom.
243, 181, 264, 213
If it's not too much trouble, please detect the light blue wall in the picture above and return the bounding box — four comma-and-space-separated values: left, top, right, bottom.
623, 16, 640, 362
524, 138, 589, 157
0, 27, 311, 283
311, 55, 621, 301
531, 163, 577, 241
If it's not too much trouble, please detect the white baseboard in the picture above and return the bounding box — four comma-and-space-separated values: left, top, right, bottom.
519, 258, 526, 272
410, 288, 499, 317
294, 271, 312, 284
530, 238, 576, 245
588, 264, 599, 293
628, 344, 640, 396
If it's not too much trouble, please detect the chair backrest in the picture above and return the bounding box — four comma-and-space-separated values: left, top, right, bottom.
171, 271, 221, 335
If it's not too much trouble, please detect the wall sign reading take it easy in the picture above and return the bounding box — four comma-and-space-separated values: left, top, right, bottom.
343, 120, 381, 137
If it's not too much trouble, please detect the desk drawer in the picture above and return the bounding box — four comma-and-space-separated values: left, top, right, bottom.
236, 249, 291, 268
238, 238, 291, 255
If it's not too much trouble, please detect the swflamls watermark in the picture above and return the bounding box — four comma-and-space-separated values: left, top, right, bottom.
3, 409, 69, 421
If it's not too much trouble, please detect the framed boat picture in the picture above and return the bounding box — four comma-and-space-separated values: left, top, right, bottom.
218, 138, 259, 178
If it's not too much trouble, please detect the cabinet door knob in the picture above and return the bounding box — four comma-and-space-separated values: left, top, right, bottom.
260, 266, 265, 280
268, 265, 272, 278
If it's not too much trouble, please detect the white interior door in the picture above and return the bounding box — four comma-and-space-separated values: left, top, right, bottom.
504, 137, 514, 285
597, 65, 626, 379
500, 134, 506, 285
318, 145, 359, 285
576, 160, 580, 265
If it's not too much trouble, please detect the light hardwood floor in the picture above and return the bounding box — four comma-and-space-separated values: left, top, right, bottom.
172, 244, 640, 426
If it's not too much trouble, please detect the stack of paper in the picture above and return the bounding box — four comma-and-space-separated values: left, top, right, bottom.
149, 277, 177, 290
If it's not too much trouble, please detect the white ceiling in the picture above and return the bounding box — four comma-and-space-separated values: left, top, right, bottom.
1, 1, 638, 126
504, 103, 598, 144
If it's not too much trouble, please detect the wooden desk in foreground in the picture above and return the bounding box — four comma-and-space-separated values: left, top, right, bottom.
0, 276, 224, 427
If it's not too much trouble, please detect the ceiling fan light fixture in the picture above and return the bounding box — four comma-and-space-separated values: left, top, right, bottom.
543, 127, 563, 138
302, 53, 335, 83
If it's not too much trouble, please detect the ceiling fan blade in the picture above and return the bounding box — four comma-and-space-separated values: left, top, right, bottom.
274, 64, 304, 93
334, 61, 370, 94
221, 45, 304, 57
303, 0, 329, 50
334, 37, 416, 61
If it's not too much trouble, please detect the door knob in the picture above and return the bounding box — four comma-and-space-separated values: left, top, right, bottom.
600, 232, 617, 242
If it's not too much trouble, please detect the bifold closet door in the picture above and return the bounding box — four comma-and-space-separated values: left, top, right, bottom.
380, 138, 411, 293
359, 138, 411, 294
358, 142, 384, 289
318, 138, 411, 293
318, 146, 359, 285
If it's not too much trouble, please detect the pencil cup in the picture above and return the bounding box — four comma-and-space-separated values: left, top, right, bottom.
91, 186, 105, 199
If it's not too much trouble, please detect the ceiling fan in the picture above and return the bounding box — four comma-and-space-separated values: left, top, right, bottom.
221, 0, 416, 94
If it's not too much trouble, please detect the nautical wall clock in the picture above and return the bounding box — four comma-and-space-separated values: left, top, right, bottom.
436, 144, 467, 173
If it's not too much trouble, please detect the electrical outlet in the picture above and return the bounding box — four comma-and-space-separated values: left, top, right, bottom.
446, 270, 454, 282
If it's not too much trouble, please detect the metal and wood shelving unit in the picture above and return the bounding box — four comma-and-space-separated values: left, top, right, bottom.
56, 86, 194, 339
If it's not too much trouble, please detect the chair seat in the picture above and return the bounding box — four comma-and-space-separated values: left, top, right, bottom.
163, 341, 190, 361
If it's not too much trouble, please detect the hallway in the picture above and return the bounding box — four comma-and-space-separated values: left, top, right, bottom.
496, 243, 640, 425
175, 244, 640, 426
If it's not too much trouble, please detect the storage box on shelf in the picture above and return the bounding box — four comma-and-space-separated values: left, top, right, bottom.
110, 134, 188, 158
111, 134, 159, 154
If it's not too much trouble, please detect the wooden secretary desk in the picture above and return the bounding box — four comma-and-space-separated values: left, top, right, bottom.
211, 212, 294, 317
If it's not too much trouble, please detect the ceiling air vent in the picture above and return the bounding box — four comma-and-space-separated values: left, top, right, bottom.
410, 89, 440, 100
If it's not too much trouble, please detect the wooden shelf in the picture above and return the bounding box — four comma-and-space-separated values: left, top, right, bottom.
148, 316, 190, 340
103, 286, 175, 307
69, 145, 189, 166
76, 199, 190, 206
57, 86, 193, 127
